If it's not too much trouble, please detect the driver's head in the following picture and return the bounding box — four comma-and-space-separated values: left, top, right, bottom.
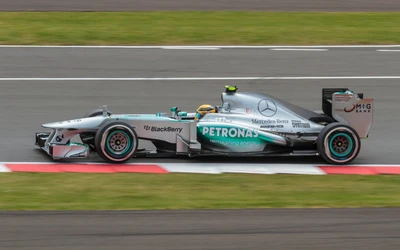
195, 104, 217, 120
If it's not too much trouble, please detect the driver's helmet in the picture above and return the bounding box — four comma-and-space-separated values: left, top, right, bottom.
195, 104, 217, 120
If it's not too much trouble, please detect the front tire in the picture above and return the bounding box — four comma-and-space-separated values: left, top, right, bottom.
95, 122, 138, 163
317, 122, 361, 165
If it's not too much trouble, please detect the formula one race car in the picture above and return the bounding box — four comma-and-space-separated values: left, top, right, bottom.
35, 86, 373, 164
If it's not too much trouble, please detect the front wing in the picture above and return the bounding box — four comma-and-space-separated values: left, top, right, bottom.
35, 132, 89, 159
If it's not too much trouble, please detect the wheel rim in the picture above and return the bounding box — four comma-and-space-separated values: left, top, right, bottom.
106, 130, 131, 155
323, 127, 359, 163
100, 124, 137, 162
329, 133, 353, 157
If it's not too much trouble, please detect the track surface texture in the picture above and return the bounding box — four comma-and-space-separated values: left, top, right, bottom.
1, 0, 400, 11
1, 209, 400, 250
0, 47, 398, 164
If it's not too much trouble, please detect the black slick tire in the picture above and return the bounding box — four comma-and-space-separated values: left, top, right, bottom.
317, 122, 361, 165
94, 121, 138, 163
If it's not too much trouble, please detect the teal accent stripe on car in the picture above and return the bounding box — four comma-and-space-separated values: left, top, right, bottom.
257, 133, 278, 144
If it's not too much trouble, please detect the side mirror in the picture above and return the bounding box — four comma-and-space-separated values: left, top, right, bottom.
99, 105, 108, 117
171, 106, 177, 117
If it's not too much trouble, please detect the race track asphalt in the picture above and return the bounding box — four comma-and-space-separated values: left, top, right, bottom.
1, 47, 400, 250
1, 208, 400, 250
0, 47, 398, 164
1, 0, 400, 11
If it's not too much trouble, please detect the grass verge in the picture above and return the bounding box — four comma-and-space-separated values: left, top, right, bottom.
0, 173, 399, 210
1, 12, 400, 45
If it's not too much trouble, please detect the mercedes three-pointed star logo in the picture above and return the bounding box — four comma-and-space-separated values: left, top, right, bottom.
258, 99, 277, 117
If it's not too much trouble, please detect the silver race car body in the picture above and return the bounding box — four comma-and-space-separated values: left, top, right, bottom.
35, 86, 374, 164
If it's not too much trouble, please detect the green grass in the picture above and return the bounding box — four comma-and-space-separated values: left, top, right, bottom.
0, 173, 400, 210
0, 12, 400, 45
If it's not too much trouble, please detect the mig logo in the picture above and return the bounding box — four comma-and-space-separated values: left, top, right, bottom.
344, 101, 372, 113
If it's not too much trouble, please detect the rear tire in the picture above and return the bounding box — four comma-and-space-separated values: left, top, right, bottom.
94, 121, 138, 163
317, 122, 361, 165
79, 108, 112, 152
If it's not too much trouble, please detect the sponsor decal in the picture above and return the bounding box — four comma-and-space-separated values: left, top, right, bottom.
55, 134, 64, 142
344, 104, 356, 112
214, 117, 232, 123
58, 119, 81, 124
344, 103, 371, 113
202, 127, 258, 138
252, 119, 288, 124
258, 99, 277, 117
261, 125, 284, 129
144, 125, 183, 133
209, 139, 258, 146
245, 108, 252, 114
292, 122, 311, 128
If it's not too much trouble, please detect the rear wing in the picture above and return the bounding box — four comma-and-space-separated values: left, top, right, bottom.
322, 88, 373, 139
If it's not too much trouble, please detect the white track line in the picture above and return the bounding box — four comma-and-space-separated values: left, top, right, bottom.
377, 49, 400, 52
1, 45, 400, 49
161, 47, 220, 50
270, 48, 328, 51
1, 76, 400, 81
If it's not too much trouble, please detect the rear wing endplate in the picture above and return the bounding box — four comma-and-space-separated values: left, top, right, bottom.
329, 90, 373, 139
